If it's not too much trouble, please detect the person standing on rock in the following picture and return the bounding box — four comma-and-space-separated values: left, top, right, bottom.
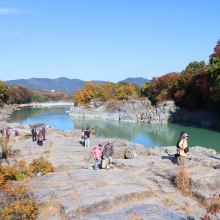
36, 129, 43, 146
175, 131, 185, 163
177, 133, 189, 166
102, 141, 114, 169
0, 128, 4, 137
42, 125, 46, 140
14, 129, 20, 142
84, 127, 90, 147
6, 127, 11, 139
92, 144, 103, 170
31, 126, 36, 141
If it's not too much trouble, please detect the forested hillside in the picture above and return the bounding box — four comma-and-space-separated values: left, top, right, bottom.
5, 77, 148, 94
1, 40, 220, 114
141, 40, 220, 113
0, 83, 72, 106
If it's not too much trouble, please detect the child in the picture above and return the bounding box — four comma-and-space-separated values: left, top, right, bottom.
92, 144, 103, 170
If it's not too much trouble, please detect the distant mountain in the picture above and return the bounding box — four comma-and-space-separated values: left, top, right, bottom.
5, 77, 149, 94
119, 77, 149, 87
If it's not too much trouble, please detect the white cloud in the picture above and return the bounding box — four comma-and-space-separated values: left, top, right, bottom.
0, 8, 26, 15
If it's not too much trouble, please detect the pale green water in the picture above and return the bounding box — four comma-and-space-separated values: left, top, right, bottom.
9, 106, 220, 151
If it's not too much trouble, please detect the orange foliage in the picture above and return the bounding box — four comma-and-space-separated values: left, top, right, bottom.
74, 82, 140, 104
209, 40, 220, 61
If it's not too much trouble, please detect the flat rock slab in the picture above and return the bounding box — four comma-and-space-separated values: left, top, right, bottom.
76, 203, 188, 220
31, 172, 70, 182
6, 127, 219, 219
69, 170, 106, 182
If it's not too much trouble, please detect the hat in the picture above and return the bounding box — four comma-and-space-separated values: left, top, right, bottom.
182, 133, 189, 137
108, 140, 112, 144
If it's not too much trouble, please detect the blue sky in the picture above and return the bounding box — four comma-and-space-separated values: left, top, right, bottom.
0, 0, 220, 82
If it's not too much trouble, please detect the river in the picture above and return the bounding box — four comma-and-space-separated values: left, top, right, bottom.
8, 105, 220, 151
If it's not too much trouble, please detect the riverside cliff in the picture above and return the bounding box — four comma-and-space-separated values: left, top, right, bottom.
69, 98, 220, 126
0, 120, 220, 219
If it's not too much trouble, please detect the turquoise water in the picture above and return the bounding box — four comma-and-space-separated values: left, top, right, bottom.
9, 105, 220, 151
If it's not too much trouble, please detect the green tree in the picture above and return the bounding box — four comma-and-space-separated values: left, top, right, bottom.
0, 81, 8, 104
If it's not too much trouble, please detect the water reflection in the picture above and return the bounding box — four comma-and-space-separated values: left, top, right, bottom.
9, 106, 220, 151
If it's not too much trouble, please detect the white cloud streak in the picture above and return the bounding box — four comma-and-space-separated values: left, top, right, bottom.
0, 8, 27, 15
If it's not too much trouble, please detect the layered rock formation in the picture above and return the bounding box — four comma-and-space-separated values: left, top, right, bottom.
70, 98, 180, 124
70, 98, 220, 126
1, 123, 219, 219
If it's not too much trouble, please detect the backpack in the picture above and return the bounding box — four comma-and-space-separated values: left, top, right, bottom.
176, 139, 181, 148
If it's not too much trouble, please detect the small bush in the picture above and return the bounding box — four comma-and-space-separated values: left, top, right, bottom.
200, 193, 220, 220
146, 148, 155, 156
1, 198, 38, 220
0, 166, 17, 189
3, 145, 10, 157
175, 165, 190, 195
14, 173, 26, 181
0, 157, 55, 220
26, 157, 56, 177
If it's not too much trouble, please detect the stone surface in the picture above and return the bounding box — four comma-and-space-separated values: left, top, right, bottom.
1, 121, 220, 219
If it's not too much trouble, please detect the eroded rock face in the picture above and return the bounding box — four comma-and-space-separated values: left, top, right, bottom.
0, 105, 14, 120
70, 98, 179, 124
70, 98, 220, 126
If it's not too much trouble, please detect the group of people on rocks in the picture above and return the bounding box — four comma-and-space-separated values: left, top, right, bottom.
81, 125, 115, 170
81, 125, 96, 148
0, 127, 20, 141
81, 124, 189, 170
31, 125, 46, 146
91, 141, 115, 170
175, 131, 189, 166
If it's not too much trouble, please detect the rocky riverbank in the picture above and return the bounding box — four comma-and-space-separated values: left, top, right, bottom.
0, 102, 74, 121
69, 98, 220, 126
1, 121, 220, 219
0, 104, 14, 120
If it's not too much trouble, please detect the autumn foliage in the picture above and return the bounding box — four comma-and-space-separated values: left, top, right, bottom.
73, 82, 140, 104
200, 193, 220, 220
0, 157, 56, 219
0, 83, 72, 105
141, 40, 220, 113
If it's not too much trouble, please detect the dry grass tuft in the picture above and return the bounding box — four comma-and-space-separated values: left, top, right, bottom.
146, 148, 155, 156
115, 163, 126, 168
175, 165, 190, 195
164, 198, 175, 206
126, 212, 143, 220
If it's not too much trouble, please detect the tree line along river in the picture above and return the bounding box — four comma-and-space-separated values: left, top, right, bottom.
8, 105, 220, 152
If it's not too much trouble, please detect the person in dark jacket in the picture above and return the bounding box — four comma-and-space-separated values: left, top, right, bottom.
84, 127, 90, 147
102, 141, 114, 169
31, 126, 36, 141
42, 125, 46, 140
